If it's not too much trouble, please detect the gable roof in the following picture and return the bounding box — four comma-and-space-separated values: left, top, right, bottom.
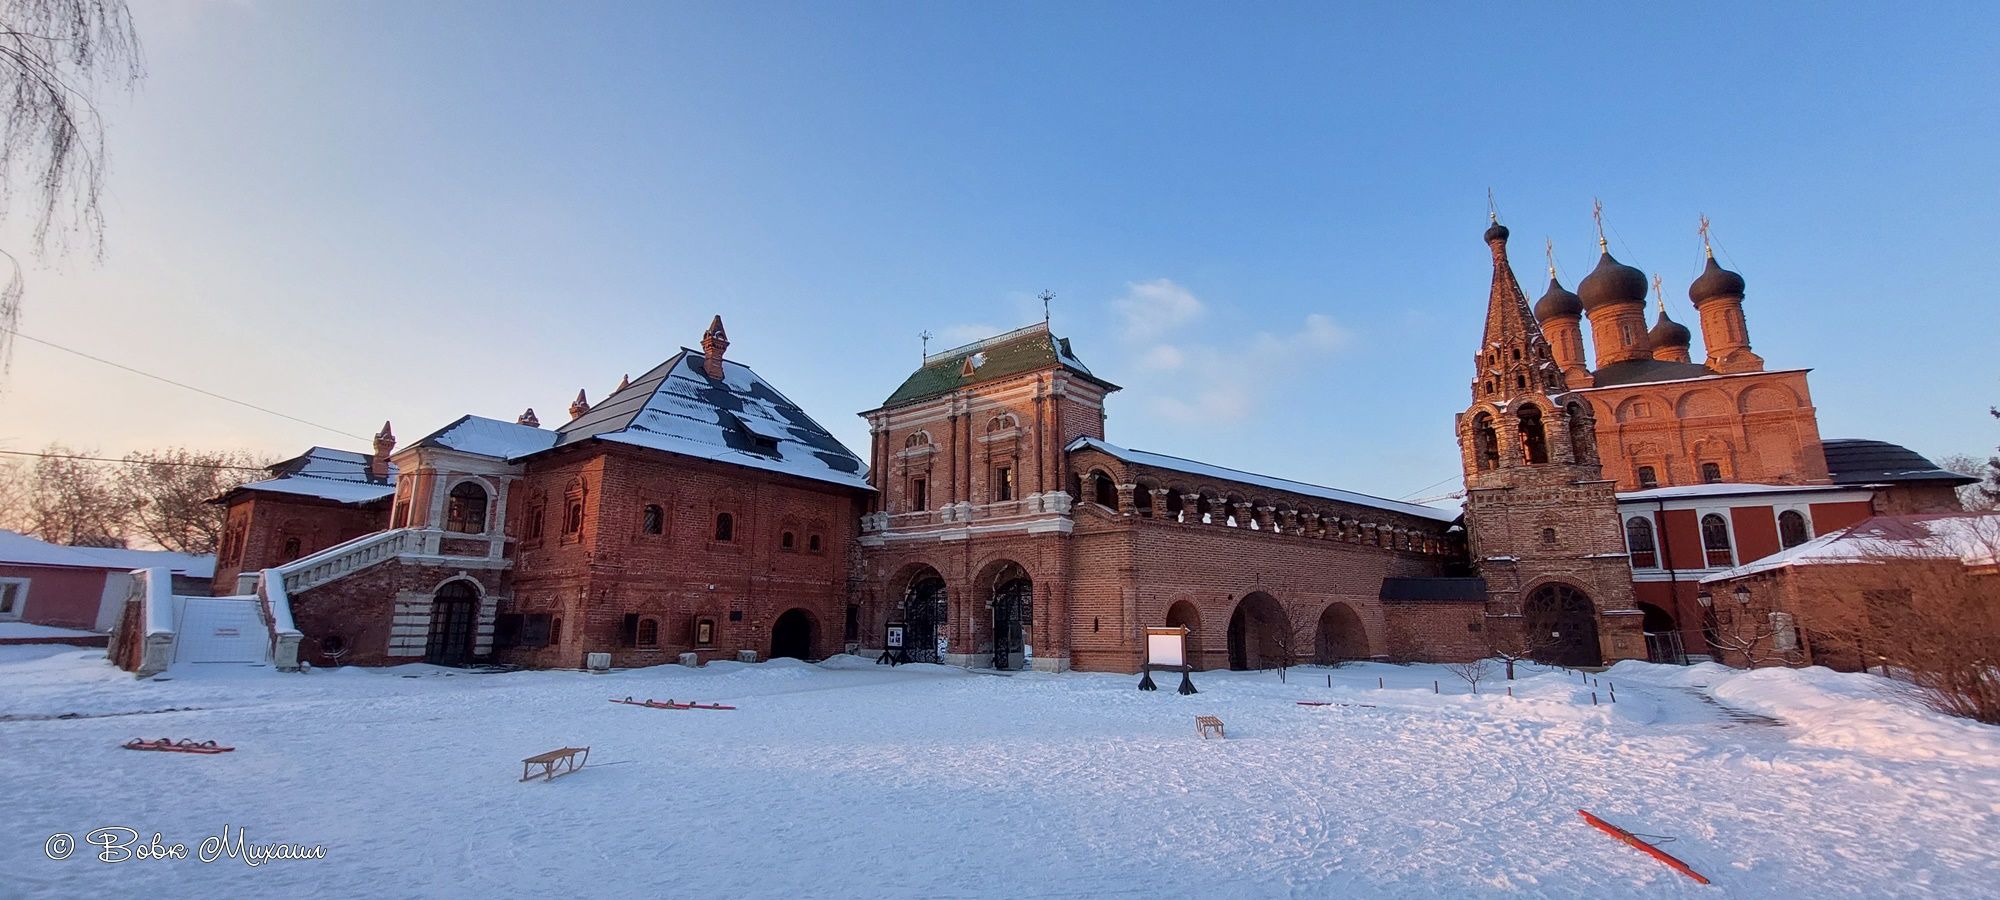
219, 446, 396, 506
1700, 512, 2000, 583
1822, 438, 1976, 487
880, 323, 1116, 408
0, 530, 215, 578
1067, 437, 1461, 523
412, 415, 557, 460
528, 349, 870, 491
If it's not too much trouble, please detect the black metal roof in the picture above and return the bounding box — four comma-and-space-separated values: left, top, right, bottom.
1822, 438, 1976, 486
1587, 357, 1718, 387
1379, 576, 1489, 602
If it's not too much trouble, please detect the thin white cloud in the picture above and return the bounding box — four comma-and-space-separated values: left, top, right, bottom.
1137, 344, 1185, 371
1136, 313, 1355, 425
1113, 278, 1203, 342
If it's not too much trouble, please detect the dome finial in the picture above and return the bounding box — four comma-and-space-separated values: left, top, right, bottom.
1592, 197, 1608, 252
1544, 237, 1558, 279
1699, 213, 1715, 259
1653, 273, 1666, 314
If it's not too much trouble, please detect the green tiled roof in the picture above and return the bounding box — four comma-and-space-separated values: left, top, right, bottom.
879, 323, 1116, 408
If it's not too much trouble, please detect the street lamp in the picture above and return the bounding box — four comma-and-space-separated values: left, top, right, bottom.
1695, 591, 1713, 609
1733, 585, 1752, 607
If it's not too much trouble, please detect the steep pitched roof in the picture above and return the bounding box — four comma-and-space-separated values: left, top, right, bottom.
880, 323, 1116, 408
1822, 438, 1976, 487
218, 446, 395, 506
1067, 437, 1460, 523
529, 349, 870, 491
412, 415, 557, 460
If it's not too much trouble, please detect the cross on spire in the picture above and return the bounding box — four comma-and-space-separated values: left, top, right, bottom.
1545, 237, 1558, 279
1699, 213, 1714, 259
1653, 273, 1666, 313
919, 329, 933, 360
1039, 290, 1054, 324
1592, 198, 1608, 251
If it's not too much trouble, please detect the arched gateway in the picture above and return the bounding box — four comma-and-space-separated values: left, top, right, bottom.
1523, 582, 1601, 667
1226, 592, 1289, 671
771, 608, 815, 661
424, 580, 479, 667
900, 569, 949, 664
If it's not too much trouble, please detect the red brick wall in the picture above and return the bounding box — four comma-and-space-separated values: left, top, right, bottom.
286, 559, 507, 667
1582, 369, 1830, 491
505, 443, 864, 669
212, 495, 387, 594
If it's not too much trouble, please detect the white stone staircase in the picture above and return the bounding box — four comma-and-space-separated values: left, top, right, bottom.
252, 527, 470, 670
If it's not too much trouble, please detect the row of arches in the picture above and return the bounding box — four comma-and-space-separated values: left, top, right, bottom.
1164, 594, 1371, 671
896, 560, 1037, 670
1067, 470, 1450, 555
1469, 399, 1597, 471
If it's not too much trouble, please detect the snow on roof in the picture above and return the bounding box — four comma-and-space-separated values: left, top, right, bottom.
0, 530, 216, 577
536, 350, 871, 491
233, 476, 397, 505
226, 443, 397, 506
1700, 512, 2000, 583
1067, 437, 1460, 523
1617, 482, 1859, 502
413, 414, 557, 460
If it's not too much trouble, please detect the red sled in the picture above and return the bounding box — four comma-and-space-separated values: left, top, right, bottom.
124, 738, 234, 754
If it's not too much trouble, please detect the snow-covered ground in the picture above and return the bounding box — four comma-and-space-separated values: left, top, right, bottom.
2, 652, 1996, 899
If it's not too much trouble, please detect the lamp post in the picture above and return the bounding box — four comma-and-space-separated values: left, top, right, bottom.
1734, 585, 1752, 607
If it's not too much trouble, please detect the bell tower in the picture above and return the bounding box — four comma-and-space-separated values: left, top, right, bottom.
1455, 216, 1643, 667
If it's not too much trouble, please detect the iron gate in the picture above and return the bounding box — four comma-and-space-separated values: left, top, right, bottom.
990, 578, 1032, 670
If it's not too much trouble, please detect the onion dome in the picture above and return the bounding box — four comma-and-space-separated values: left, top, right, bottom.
1689, 255, 1746, 304
1483, 220, 1509, 244
1577, 249, 1647, 311
1534, 276, 1583, 321
1648, 307, 1691, 348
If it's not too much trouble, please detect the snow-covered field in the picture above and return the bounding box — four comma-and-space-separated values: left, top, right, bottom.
3, 650, 1997, 899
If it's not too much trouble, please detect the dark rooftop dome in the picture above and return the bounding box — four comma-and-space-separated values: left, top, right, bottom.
1534, 277, 1583, 321
1648, 307, 1691, 348
1689, 255, 1746, 304
1822, 439, 1977, 486
1483, 220, 1509, 244
1578, 250, 1647, 311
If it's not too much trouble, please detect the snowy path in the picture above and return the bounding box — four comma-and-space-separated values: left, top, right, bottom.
1, 651, 1996, 899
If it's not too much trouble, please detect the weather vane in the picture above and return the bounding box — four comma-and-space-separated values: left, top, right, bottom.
920, 329, 933, 360
1039, 290, 1054, 324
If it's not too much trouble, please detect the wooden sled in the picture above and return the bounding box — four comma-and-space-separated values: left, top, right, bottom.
123, 738, 234, 754
1296, 701, 1333, 706
521, 746, 590, 782
609, 697, 736, 711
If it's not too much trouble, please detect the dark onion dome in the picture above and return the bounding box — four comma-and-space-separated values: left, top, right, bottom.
1648, 307, 1691, 347
1688, 255, 1746, 304
1534, 277, 1583, 321
1483, 220, 1509, 243
1577, 249, 1648, 311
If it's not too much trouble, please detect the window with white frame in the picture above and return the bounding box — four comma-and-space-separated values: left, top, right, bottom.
1777, 508, 1812, 549
1625, 516, 1659, 569
0, 578, 26, 619
1700, 512, 1735, 569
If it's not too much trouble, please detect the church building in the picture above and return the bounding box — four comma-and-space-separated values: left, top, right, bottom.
123, 210, 1969, 676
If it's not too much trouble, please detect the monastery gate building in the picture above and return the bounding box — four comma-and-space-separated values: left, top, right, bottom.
160, 219, 1968, 675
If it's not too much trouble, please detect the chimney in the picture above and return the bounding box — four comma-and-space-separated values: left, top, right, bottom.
517, 408, 539, 428
615, 373, 630, 393
569, 389, 590, 421
370, 421, 395, 483
701, 315, 730, 380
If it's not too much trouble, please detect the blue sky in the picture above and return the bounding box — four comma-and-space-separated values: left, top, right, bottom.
4, 2, 1997, 501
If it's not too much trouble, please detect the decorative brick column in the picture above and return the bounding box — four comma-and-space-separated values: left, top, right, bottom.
1116, 483, 1137, 516
1181, 493, 1203, 524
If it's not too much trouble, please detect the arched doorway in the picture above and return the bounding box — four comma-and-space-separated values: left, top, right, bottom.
988, 570, 1033, 671
1523, 582, 1601, 667
425, 580, 479, 666
1226, 592, 1289, 671
1638, 601, 1683, 664
1312, 603, 1368, 664
771, 608, 814, 661
900, 568, 948, 664
1166, 600, 1202, 670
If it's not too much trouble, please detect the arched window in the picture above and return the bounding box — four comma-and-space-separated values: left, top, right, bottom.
636, 618, 658, 648
1700, 462, 1723, 484
809, 534, 822, 552
1701, 514, 1734, 568
1092, 473, 1117, 508
1636, 466, 1659, 489
562, 479, 586, 540
1518, 405, 1549, 464
782, 530, 796, 550
986, 414, 1016, 432
1778, 510, 1811, 549
281, 537, 303, 562
714, 512, 734, 542
1566, 402, 1593, 464
446, 482, 488, 534
641, 504, 663, 535
1472, 413, 1499, 471
904, 431, 931, 448
1625, 517, 1658, 569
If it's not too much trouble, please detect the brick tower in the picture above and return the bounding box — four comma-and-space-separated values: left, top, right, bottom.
1455, 216, 1643, 666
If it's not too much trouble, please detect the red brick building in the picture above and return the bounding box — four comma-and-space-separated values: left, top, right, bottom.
190, 214, 1969, 676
